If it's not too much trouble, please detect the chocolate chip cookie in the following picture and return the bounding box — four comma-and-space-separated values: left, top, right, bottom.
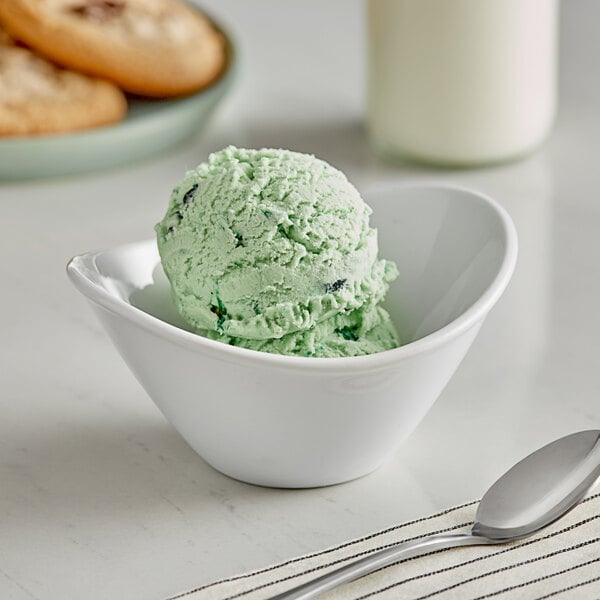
0, 0, 226, 97
0, 26, 127, 136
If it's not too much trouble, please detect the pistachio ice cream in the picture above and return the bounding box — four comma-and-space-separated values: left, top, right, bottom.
156, 146, 399, 357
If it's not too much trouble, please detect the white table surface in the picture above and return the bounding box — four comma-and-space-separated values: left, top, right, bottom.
2, 1, 600, 599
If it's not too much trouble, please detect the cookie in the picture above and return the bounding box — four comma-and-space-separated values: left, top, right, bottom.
0, 0, 227, 97
0, 28, 127, 136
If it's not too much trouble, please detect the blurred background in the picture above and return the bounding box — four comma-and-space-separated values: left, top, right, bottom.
2, 1, 600, 599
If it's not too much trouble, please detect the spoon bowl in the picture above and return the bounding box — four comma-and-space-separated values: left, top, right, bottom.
272, 430, 600, 599
474, 429, 600, 540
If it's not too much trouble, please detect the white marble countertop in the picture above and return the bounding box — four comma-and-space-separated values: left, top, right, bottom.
2, 1, 600, 599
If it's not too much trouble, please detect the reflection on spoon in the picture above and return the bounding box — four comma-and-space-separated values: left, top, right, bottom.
271, 430, 600, 600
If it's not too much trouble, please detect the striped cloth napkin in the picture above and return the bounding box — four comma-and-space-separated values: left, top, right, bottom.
169, 493, 600, 600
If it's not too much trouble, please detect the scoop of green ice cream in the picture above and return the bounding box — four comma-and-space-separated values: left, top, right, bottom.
202, 304, 399, 358
156, 146, 398, 341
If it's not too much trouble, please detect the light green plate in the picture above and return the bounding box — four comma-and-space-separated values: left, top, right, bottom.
0, 31, 235, 181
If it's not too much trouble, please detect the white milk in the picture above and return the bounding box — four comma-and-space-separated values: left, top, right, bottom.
367, 0, 558, 165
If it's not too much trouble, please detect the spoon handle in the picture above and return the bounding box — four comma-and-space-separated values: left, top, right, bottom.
269, 532, 490, 600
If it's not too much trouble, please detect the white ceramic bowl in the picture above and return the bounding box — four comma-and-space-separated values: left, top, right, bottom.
67, 184, 517, 488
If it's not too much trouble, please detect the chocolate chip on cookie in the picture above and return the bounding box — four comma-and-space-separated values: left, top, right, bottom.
69, 1, 125, 22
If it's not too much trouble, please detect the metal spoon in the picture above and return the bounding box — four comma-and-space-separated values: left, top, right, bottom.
271, 430, 600, 600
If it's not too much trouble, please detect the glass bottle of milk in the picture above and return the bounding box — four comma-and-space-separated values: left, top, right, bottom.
367, 0, 558, 166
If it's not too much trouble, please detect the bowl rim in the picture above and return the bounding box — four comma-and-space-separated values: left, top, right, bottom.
66, 182, 518, 373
